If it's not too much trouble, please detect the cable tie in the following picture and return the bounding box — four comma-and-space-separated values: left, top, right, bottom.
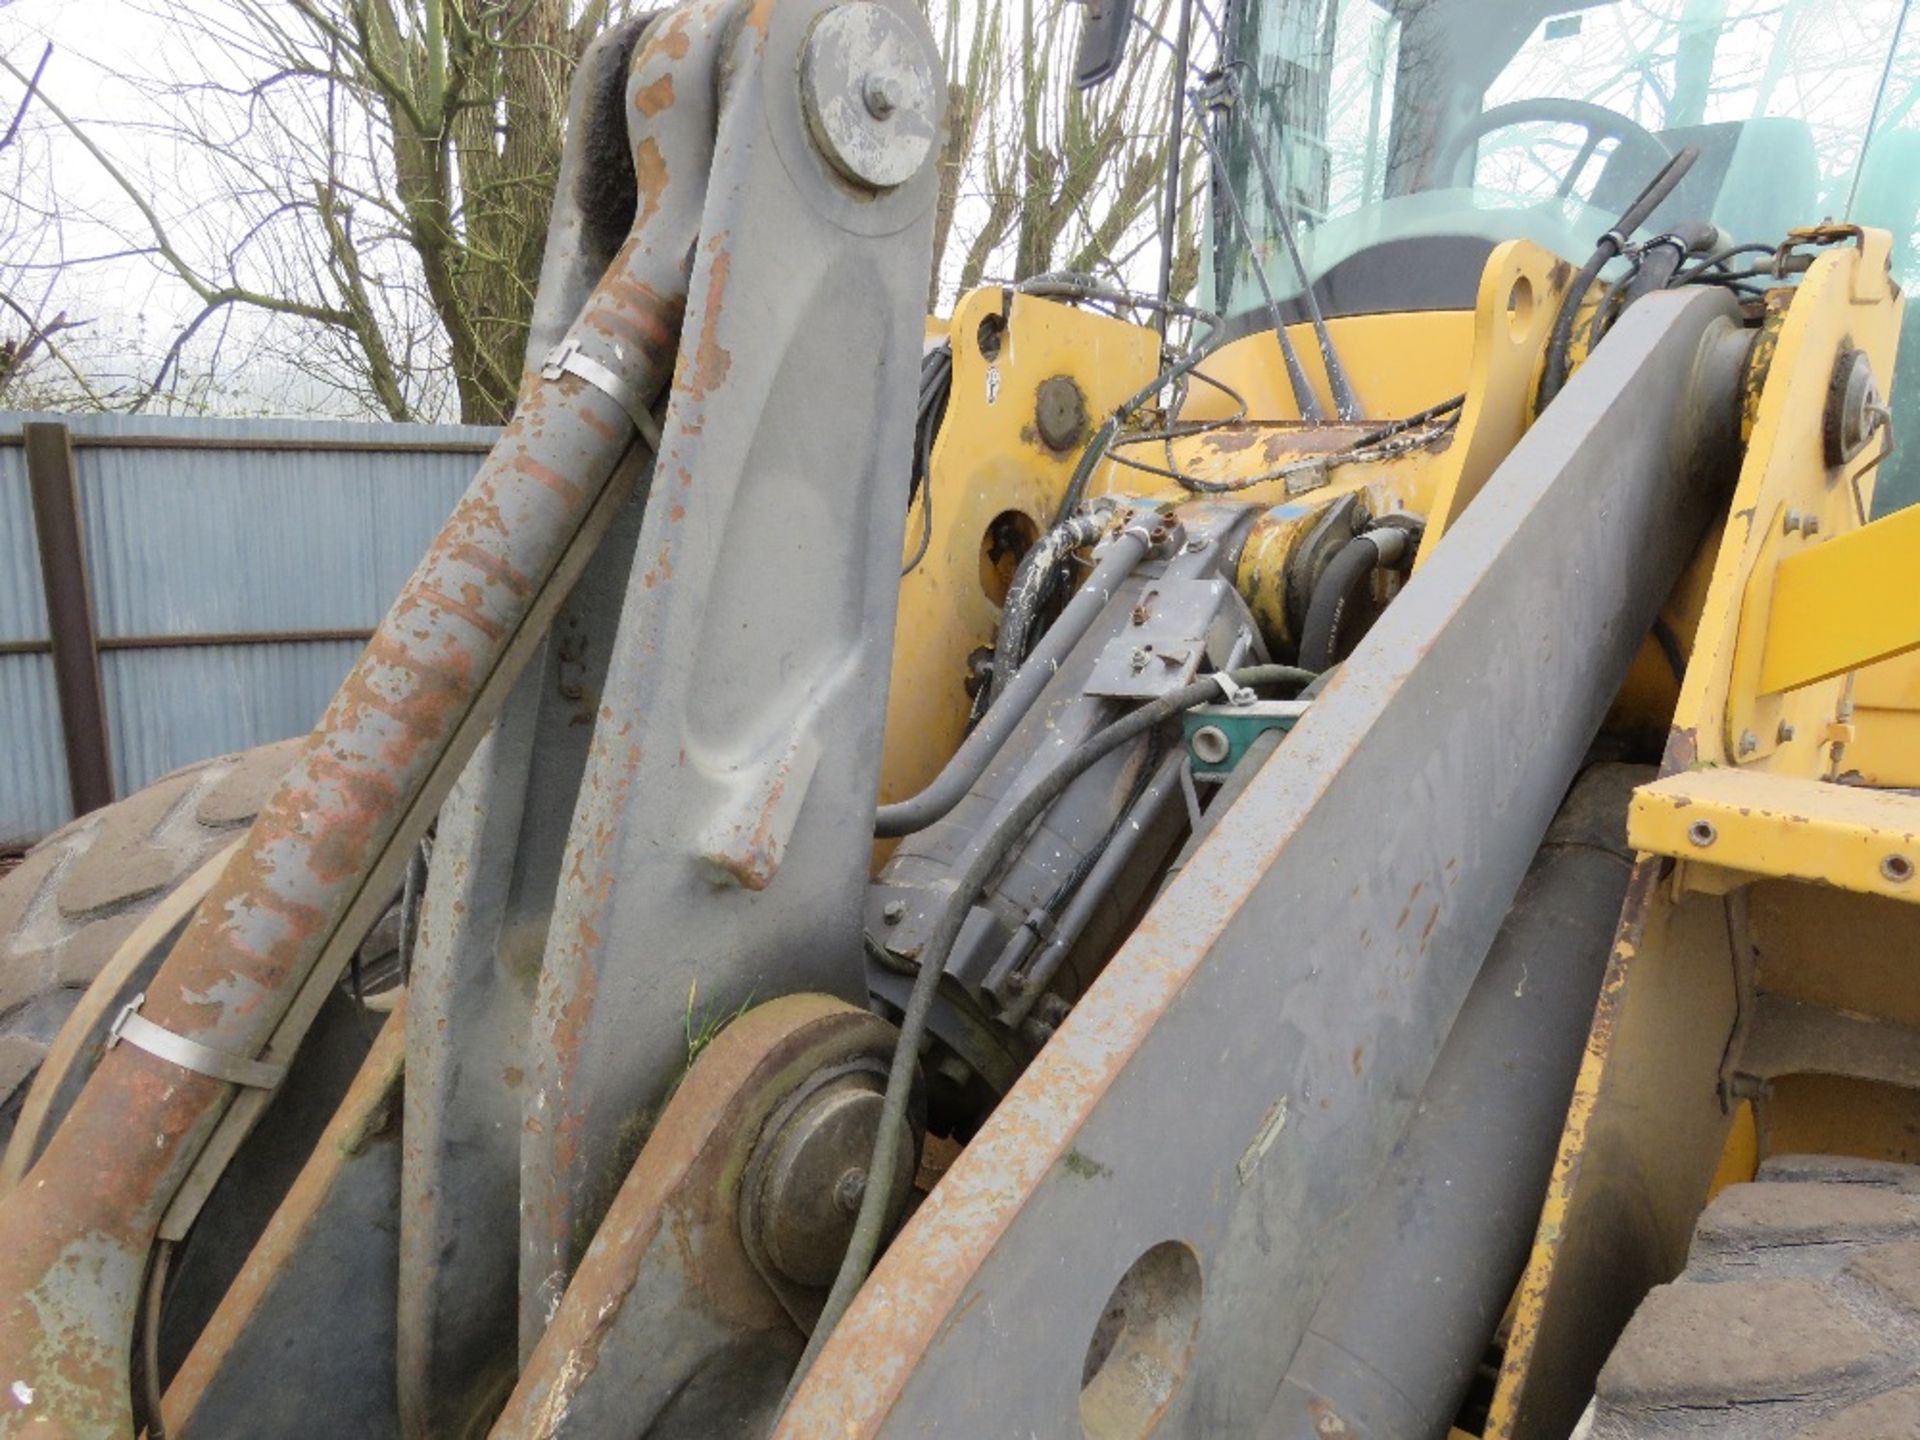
107, 993, 287, 1090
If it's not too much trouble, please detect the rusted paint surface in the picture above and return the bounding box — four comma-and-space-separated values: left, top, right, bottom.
1484, 862, 1651, 1438
680, 234, 734, 401
162, 1002, 407, 1433
519, 0, 939, 1361
494, 995, 896, 1438
633, 73, 674, 117
0, 2, 722, 1424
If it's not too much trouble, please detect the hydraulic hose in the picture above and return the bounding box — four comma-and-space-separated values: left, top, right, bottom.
875, 524, 1153, 838
1298, 527, 1410, 673
1537, 145, 1699, 411
987, 512, 1107, 705
1003, 746, 1188, 1024
789, 662, 1316, 1411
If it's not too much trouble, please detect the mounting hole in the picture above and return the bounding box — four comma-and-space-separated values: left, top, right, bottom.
977, 311, 1006, 362
1080, 1240, 1203, 1439
1506, 274, 1535, 337
980, 510, 1039, 606
1688, 820, 1717, 848
1190, 725, 1231, 766
1884, 854, 1914, 884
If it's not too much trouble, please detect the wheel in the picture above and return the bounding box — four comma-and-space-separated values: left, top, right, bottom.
0, 738, 304, 1150
1586, 1154, 1920, 1438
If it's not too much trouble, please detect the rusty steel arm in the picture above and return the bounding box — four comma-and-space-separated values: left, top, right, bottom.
0, 6, 725, 1430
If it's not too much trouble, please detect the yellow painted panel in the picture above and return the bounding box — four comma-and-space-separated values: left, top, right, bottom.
1183, 310, 1473, 424
1758, 502, 1920, 693
1852, 647, 1920, 786
1414, 242, 1570, 565
877, 292, 1160, 845
1679, 234, 1904, 767
1629, 767, 1920, 901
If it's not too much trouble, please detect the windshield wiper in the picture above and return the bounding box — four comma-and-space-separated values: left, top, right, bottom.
1232, 94, 1362, 421
1185, 86, 1327, 422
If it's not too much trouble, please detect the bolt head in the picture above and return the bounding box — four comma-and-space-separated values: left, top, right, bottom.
1777, 720, 1796, 743
799, 2, 938, 191
881, 898, 907, 925
862, 73, 898, 118
833, 1166, 868, 1214
1737, 729, 1759, 756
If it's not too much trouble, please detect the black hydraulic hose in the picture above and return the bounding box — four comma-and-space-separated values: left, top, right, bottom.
875, 526, 1153, 838
1537, 145, 1699, 412
1005, 745, 1188, 1024
1298, 528, 1409, 673
1153, 0, 1193, 339
1054, 336, 1231, 525
1625, 222, 1722, 303
988, 513, 1107, 705
902, 345, 952, 577
785, 663, 1317, 1410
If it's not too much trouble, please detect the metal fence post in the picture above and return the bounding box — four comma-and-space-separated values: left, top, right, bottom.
24, 420, 114, 815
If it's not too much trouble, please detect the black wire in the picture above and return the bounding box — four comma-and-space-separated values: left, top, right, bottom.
903, 345, 952, 577
1107, 394, 1466, 493
1587, 257, 1641, 352
1680, 242, 1776, 277
781, 664, 1317, 1412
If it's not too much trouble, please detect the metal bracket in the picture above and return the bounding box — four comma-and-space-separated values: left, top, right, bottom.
541, 339, 664, 447
1213, 672, 1257, 707
107, 993, 287, 1090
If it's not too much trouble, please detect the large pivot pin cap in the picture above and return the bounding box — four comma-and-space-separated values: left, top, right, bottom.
800, 1, 938, 190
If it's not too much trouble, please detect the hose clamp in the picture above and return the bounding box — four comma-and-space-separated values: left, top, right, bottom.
1213, 672, 1257, 707
541, 339, 663, 447
107, 992, 287, 1090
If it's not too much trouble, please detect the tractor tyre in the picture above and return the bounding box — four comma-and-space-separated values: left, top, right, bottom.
1585, 1154, 1920, 1438
0, 738, 304, 1151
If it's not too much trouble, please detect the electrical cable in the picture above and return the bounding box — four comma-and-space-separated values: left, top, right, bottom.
140, 1239, 175, 1440
1053, 334, 1233, 524
1181, 87, 1325, 421
903, 344, 952, 577
781, 663, 1317, 1413
1227, 82, 1361, 420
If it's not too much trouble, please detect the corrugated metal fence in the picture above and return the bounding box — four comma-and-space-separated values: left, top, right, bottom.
1, 413, 498, 847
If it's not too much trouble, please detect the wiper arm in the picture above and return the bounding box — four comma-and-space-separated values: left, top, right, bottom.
1235, 103, 1362, 421
1185, 86, 1327, 422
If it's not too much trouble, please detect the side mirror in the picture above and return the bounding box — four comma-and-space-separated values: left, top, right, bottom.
1072, 0, 1136, 89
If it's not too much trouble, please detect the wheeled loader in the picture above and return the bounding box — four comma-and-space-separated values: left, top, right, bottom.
5, 0, 1920, 1435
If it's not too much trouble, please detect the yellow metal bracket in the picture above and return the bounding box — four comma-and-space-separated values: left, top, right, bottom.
1630, 767, 1920, 901
1757, 502, 1920, 694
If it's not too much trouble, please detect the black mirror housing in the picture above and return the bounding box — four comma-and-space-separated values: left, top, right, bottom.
1072, 0, 1136, 89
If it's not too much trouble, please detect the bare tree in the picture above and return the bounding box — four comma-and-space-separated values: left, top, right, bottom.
928, 0, 1205, 311
0, 0, 1207, 420
2, 0, 622, 422
0, 36, 110, 409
